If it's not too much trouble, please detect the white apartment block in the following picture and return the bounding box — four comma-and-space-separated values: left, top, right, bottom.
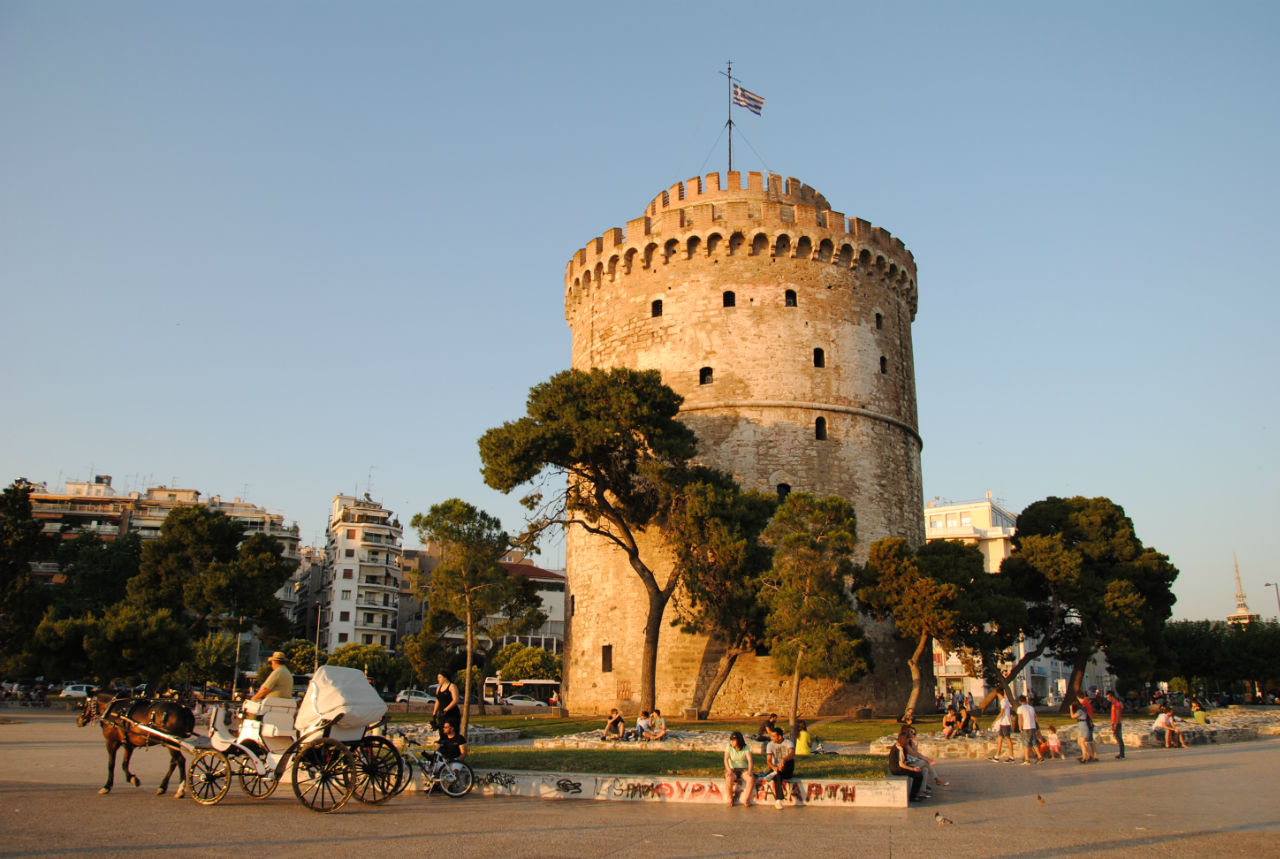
926, 493, 1116, 705
320, 494, 402, 653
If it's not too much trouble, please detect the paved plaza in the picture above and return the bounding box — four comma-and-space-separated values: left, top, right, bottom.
1, 711, 1277, 857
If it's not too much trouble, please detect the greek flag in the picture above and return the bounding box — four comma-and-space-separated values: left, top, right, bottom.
732, 84, 764, 116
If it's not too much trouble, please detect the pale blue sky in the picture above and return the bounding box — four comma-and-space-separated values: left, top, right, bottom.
3, 1, 1277, 621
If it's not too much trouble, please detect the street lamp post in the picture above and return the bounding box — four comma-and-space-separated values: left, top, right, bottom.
1265, 582, 1280, 621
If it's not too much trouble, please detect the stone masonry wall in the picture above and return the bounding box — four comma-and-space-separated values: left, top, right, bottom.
563, 172, 925, 715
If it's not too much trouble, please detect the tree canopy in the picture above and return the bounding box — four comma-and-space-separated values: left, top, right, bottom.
1007, 496, 1179, 703
760, 493, 870, 732
478, 367, 700, 711
410, 499, 545, 731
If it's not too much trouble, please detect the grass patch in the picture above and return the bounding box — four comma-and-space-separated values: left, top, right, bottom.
467, 747, 886, 779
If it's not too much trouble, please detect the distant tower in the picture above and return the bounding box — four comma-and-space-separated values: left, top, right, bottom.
1226, 553, 1260, 626
563, 172, 923, 715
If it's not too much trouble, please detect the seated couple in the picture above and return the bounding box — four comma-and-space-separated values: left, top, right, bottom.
601, 708, 668, 741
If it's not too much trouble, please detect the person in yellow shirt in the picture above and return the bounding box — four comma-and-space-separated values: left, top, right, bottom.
251, 652, 293, 701
795, 719, 812, 755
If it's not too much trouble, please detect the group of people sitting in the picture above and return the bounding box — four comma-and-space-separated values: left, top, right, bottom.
601, 707, 669, 741
723, 725, 804, 808
887, 713, 949, 803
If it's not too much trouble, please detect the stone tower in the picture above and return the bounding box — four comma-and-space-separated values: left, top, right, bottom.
563, 171, 924, 715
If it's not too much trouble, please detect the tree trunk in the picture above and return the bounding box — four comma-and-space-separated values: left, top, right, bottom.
788, 644, 805, 739
461, 601, 473, 736
697, 647, 747, 716
903, 632, 927, 717
637, 586, 670, 712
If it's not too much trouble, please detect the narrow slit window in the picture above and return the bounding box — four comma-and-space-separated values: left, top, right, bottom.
815, 417, 827, 440
880, 356, 888, 374
875, 312, 883, 330
785, 289, 797, 307
602, 645, 613, 673
723, 291, 736, 307
813, 348, 825, 368
651, 299, 663, 318
699, 367, 714, 385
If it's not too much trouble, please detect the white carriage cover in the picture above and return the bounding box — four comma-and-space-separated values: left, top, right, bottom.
295, 665, 387, 740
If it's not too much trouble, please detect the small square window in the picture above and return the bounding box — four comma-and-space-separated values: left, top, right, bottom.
339, 611, 350, 621
343, 569, 353, 579
338, 633, 348, 643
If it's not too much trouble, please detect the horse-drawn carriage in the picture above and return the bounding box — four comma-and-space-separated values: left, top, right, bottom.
80, 665, 405, 813
189, 665, 402, 812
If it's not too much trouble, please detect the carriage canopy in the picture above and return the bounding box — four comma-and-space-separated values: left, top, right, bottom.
295, 665, 387, 738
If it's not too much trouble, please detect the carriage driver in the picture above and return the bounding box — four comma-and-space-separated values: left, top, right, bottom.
250, 651, 293, 701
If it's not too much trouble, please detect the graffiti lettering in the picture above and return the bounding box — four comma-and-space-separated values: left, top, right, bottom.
611, 780, 675, 799
482, 771, 517, 789
555, 778, 582, 794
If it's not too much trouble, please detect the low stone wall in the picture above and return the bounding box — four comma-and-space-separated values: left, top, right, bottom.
868, 708, 1279, 759
392, 723, 520, 746
534, 730, 732, 751
471, 768, 905, 808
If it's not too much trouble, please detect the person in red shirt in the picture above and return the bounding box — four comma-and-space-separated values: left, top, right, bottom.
1107, 690, 1126, 759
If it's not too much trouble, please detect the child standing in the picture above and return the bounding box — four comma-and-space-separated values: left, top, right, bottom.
1045, 725, 1064, 759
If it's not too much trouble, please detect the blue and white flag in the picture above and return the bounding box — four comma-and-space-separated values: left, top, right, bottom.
732, 84, 764, 116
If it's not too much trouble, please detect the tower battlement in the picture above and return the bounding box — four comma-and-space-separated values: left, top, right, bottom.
565, 173, 916, 318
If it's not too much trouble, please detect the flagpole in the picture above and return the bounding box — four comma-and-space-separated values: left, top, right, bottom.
726, 60, 734, 173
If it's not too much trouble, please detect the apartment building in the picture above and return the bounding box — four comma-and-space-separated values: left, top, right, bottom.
319, 494, 402, 653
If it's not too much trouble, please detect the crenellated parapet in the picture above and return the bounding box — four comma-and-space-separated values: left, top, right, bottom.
564, 172, 918, 318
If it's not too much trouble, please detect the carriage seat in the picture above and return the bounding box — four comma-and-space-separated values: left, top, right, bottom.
243, 697, 297, 738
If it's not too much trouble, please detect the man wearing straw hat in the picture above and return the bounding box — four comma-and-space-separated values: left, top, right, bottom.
250, 651, 294, 701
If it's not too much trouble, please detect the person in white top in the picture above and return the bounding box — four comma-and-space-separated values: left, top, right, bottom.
991, 688, 1016, 763
1016, 694, 1043, 764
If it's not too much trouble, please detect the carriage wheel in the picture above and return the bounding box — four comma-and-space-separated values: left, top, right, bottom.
231, 752, 279, 799
352, 736, 403, 804
440, 760, 474, 797
291, 738, 356, 813
186, 749, 232, 805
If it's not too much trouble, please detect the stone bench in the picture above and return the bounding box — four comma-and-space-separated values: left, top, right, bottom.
471, 768, 906, 807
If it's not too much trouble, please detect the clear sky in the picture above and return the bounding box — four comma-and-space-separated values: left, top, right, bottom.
3, 1, 1277, 622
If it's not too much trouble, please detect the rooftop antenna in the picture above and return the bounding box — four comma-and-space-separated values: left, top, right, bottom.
366, 465, 375, 498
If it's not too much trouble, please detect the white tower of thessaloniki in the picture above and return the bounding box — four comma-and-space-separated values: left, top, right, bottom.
562, 171, 924, 716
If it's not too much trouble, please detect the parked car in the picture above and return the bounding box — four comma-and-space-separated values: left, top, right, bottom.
503, 694, 547, 707
395, 689, 437, 706
58, 683, 94, 698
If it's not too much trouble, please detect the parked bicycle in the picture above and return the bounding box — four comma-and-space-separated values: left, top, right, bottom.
387, 729, 474, 798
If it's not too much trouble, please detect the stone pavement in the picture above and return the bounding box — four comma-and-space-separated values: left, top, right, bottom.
2, 711, 1278, 857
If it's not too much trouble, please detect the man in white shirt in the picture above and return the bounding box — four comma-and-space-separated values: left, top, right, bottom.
1016, 694, 1043, 765
991, 688, 1016, 763
761, 727, 798, 809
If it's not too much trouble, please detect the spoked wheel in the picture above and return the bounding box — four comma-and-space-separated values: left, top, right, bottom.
352, 736, 403, 804
186, 748, 232, 805
231, 752, 279, 799
439, 759, 474, 797
291, 737, 356, 813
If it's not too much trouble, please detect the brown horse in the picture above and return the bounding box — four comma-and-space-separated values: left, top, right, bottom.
77, 691, 194, 797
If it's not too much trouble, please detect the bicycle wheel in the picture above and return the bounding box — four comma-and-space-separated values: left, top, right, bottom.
389, 756, 417, 798
352, 736, 403, 804
186, 748, 232, 805
439, 759, 474, 797
232, 752, 279, 799
291, 737, 356, 813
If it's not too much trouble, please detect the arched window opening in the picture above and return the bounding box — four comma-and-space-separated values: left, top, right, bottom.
624, 248, 637, 274
813, 348, 825, 368
687, 236, 701, 259
723, 291, 736, 308
729, 232, 745, 255
777, 483, 791, 500
880, 356, 888, 374
839, 244, 853, 266
643, 243, 657, 269
859, 248, 872, 265
651, 299, 663, 318
707, 233, 722, 255
607, 255, 618, 280
751, 233, 769, 255
664, 239, 679, 263
773, 234, 791, 258
796, 236, 813, 260
815, 417, 827, 441
785, 289, 797, 307
818, 239, 834, 262
699, 367, 714, 385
